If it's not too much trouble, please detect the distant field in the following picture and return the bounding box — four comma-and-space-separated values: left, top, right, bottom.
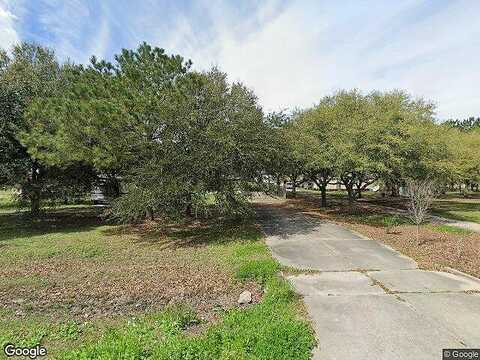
0, 193, 314, 359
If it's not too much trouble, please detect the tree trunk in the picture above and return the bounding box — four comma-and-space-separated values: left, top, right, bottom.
146, 208, 154, 220
185, 193, 193, 217
390, 184, 399, 197
290, 175, 298, 198
340, 173, 356, 204
312, 174, 329, 208
345, 185, 355, 203
29, 162, 41, 217
276, 176, 283, 197
320, 185, 327, 207
30, 193, 40, 217
357, 187, 362, 199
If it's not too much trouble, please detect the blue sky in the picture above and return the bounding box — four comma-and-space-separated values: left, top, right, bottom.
1, 0, 479, 120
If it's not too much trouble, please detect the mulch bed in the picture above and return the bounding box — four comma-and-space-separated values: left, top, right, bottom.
346, 223, 480, 278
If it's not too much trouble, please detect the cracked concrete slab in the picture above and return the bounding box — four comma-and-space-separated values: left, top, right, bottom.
368, 269, 480, 293
288, 272, 385, 296
398, 293, 480, 345
258, 208, 417, 271
306, 294, 466, 360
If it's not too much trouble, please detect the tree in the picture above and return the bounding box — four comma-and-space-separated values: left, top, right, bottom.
24, 43, 192, 198
406, 179, 436, 244
290, 105, 338, 207
368, 91, 422, 196
445, 127, 480, 194
318, 90, 381, 203
24, 43, 269, 221
0, 43, 95, 215
263, 111, 292, 197
264, 112, 309, 198
445, 117, 480, 132
109, 69, 268, 221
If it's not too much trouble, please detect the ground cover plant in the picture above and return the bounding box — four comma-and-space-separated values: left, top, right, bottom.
0, 191, 315, 359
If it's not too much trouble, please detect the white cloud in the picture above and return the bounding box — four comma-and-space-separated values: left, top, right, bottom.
34, 0, 110, 63
4, 0, 479, 119
0, 0, 20, 50
159, 0, 480, 120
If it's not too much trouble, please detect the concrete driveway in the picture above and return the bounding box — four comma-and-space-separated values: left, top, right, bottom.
256, 207, 480, 360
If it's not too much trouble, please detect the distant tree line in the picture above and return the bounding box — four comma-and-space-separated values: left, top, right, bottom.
270, 91, 480, 206
445, 117, 480, 132
1, 42, 479, 219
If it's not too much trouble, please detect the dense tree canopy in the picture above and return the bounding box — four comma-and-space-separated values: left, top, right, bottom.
22, 43, 269, 221
0, 43, 95, 214
1, 41, 479, 219
275, 90, 477, 206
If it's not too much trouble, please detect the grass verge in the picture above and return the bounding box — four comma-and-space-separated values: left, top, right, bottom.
0, 196, 315, 359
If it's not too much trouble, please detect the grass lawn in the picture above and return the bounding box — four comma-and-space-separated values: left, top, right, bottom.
0, 188, 18, 213
431, 197, 480, 224
0, 191, 315, 359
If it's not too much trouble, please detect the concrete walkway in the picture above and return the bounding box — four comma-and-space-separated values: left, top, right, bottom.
431, 215, 480, 233
256, 207, 480, 360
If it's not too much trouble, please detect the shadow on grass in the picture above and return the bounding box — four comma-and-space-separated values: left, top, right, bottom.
103, 218, 262, 250
0, 206, 105, 242
433, 201, 480, 212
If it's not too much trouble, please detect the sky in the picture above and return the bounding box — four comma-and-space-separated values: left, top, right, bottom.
1, 0, 479, 120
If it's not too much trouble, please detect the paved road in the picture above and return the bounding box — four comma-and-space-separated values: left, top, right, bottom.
256, 207, 480, 360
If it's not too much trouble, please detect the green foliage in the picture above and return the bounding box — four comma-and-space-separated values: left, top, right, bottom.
287, 89, 464, 204
382, 215, 401, 233
23, 43, 269, 222
0, 43, 97, 215
59, 279, 313, 360
52, 321, 83, 341
445, 117, 480, 132
59, 285, 313, 360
